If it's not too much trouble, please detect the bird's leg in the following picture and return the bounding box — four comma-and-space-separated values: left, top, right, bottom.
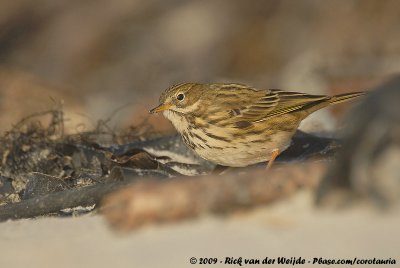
266, 149, 280, 169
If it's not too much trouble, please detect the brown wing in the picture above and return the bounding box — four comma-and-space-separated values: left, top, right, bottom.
203, 84, 330, 127
245, 89, 331, 122
202, 84, 277, 125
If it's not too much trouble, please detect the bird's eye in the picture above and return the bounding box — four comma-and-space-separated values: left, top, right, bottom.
176, 93, 185, 101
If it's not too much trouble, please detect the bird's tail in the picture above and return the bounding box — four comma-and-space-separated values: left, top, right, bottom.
329, 91, 366, 105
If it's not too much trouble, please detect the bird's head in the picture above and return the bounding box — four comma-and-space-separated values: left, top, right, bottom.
150, 83, 204, 115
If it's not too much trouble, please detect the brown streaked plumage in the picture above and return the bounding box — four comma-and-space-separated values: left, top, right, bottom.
150, 83, 365, 168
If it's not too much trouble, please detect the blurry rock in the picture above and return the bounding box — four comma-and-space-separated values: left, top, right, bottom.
0, 68, 90, 134
317, 76, 400, 207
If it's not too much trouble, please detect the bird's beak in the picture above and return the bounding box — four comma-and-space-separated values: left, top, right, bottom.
149, 103, 172, 114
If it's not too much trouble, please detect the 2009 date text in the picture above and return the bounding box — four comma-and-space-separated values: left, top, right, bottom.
188, 257, 396, 266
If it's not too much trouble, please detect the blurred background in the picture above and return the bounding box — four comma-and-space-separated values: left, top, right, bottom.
1, 2, 400, 267
1, 0, 400, 133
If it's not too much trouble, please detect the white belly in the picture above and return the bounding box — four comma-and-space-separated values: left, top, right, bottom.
183, 126, 292, 167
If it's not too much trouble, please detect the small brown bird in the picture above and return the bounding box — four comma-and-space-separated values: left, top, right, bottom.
150, 83, 364, 168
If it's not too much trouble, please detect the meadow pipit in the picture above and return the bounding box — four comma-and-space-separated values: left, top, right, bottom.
150, 83, 364, 168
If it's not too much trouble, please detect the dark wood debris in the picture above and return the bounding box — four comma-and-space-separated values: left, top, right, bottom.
0, 106, 340, 222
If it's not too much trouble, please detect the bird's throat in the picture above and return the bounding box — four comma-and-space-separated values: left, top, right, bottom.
163, 110, 191, 134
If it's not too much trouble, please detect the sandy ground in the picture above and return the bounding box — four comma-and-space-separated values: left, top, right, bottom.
0, 191, 398, 268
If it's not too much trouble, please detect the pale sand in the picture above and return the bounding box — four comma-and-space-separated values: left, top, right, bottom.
0, 191, 398, 268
